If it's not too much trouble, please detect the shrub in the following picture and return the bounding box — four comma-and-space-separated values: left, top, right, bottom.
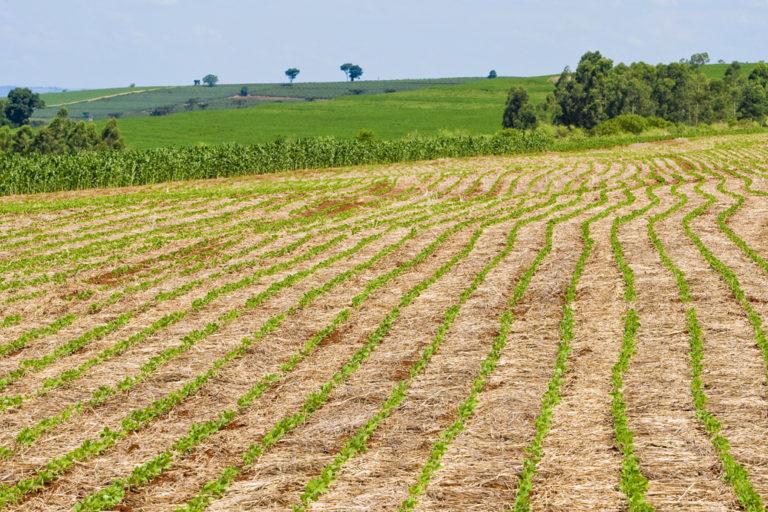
502, 87, 538, 130
0, 126, 12, 152
149, 106, 174, 117
355, 129, 375, 142
592, 114, 649, 136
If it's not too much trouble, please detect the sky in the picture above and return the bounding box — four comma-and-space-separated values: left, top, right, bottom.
1, 0, 766, 89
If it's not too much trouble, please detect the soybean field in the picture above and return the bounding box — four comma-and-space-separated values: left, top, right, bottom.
2, 133, 768, 511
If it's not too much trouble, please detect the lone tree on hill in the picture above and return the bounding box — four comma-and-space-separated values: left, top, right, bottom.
4, 88, 45, 127
348, 64, 363, 81
340, 63, 353, 80
340, 63, 363, 82
285, 68, 300, 84
202, 74, 219, 87
688, 52, 710, 68
488, 69, 498, 79
502, 86, 538, 129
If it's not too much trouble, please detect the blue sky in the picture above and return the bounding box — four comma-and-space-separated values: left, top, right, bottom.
1, 0, 766, 88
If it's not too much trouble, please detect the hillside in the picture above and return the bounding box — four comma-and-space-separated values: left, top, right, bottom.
25, 62, 759, 149
111, 76, 553, 148
32, 78, 481, 121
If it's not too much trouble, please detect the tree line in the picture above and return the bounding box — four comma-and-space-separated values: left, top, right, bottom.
504, 51, 768, 130
0, 107, 124, 155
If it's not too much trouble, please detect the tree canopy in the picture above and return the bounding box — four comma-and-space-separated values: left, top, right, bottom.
340, 63, 363, 82
4, 88, 45, 127
502, 87, 538, 129
549, 51, 768, 128
285, 68, 300, 83
202, 74, 219, 87
0, 107, 125, 155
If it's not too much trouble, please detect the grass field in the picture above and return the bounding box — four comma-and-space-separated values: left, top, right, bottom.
32, 78, 484, 121
1, 133, 768, 511
27, 63, 755, 150
112, 76, 554, 148
38, 87, 164, 107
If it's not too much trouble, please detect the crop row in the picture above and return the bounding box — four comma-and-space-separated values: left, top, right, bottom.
0, 178, 560, 506
71, 164, 585, 511
0, 131, 555, 196
173, 176, 592, 512
296, 179, 598, 511
645, 182, 763, 510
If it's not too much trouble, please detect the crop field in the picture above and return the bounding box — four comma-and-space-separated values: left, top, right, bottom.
2, 133, 768, 511
109, 77, 555, 149
32, 78, 485, 121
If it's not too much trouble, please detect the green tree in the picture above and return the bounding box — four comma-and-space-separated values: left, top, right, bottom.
688, 52, 710, 68
502, 87, 538, 129
31, 126, 64, 154
0, 100, 8, 127
285, 68, 300, 83
0, 125, 12, 151
340, 63, 353, 81
11, 125, 34, 154
4, 87, 45, 126
340, 63, 363, 81
604, 63, 656, 117
239, 86, 249, 97
348, 64, 363, 81
488, 69, 498, 79
748, 62, 768, 89
724, 61, 742, 84
554, 51, 613, 128
100, 118, 125, 150
738, 81, 767, 123
202, 74, 219, 87
66, 121, 100, 152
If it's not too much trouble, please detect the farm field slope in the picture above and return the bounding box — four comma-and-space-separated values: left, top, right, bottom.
1, 133, 768, 511
32, 78, 487, 121
115, 76, 554, 148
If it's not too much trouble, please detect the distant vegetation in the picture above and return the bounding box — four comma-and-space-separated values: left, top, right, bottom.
102, 77, 553, 148
1, 122, 763, 196
340, 63, 364, 82
1, 88, 45, 127
39, 86, 158, 107
202, 74, 219, 87
285, 68, 301, 84
547, 51, 767, 130
502, 87, 538, 129
30, 78, 481, 121
0, 108, 124, 155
